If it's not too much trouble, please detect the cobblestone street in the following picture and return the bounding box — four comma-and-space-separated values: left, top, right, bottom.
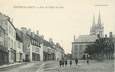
0, 60, 114, 72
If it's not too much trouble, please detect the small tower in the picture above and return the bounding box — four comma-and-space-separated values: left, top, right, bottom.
96, 11, 104, 37
97, 11, 101, 25
90, 11, 104, 38
36, 30, 39, 35
90, 15, 96, 35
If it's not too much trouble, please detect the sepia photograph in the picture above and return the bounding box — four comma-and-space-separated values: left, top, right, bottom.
0, 0, 114, 72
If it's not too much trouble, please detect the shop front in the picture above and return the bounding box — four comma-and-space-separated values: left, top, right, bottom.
0, 46, 8, 65
9, 48, 16, 63
32, 53, 40, 61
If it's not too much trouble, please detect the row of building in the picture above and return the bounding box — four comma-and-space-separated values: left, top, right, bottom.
0, 13, 65, 65
72, 12, 115, 59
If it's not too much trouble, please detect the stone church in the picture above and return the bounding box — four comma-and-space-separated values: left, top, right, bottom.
72, 12, 104, 59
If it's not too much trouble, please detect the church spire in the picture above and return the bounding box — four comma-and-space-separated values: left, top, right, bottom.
90, 15, 96, 35
90, 11, 104, 37
93, 15, 95, 25
97, 11, 101, 25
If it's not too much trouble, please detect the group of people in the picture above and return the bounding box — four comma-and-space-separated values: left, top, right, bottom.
59, 58, 78, 67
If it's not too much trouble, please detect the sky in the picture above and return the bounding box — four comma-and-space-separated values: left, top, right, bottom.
0, 0, 115, 54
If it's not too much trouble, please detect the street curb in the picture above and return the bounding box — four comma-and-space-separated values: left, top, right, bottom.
0, 62, 28, 71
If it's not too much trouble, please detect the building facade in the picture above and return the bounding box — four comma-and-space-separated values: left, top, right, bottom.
72, 35, 97, 59
16, 29, 23, 62
55, 43, 64, 61
20, 27, 31, 62
7, 18, 16, 63
0, 12, 65, 65
0, 26, 8, 65
29, 33, 41, 61
42, 40, 56, 61
72, 12, 103, 59
20, 28, 41, 62
0, 13, 16, 64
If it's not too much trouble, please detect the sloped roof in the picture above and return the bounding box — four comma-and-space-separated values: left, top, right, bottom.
43, 40, 52, 47
16, 29, 23, 42
0, 13, 16, 30
27, 32, 43, 44
75, 35, 98, 43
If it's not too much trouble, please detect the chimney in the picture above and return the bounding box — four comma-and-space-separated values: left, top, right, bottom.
21, 27, 27, 33
41, 35, 44, 39
36, 30, 39, 35
31, 32, 34, 37
109, 32, 113, 38
97, 34, 100, 39
27, 28, 31, 35
105, 34, 107, 38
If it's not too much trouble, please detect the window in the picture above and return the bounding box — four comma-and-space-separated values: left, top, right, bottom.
8, 37, 10, 48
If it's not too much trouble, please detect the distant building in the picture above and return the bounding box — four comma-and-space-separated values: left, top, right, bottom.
21, 28, 41, 62
20, 27, 65, 61
72, 12, 104, 59
90, 12, 104, 37
21, 27, 31, 62
28, 32, 41, 61
72, 35, 97, 59
55, 43, 64, 61
42, 40, 56, 61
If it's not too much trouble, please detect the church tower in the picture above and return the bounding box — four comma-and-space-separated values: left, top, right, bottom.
90, 12, 104, 37
90, 15, 96, 35
96, 12, 104, 37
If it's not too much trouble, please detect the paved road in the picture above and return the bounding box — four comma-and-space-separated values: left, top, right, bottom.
0, 60, 114, 72
40, 60, 114, 72
0, 62, 43, 72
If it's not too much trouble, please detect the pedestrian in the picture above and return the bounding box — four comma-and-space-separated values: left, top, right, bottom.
64, 60, 67, 66
75, 58, 78, 65
70, 60, 72, 66
62, 59, 64, 67
86, 54, 89, 64
83, 54, 86, 60
59, 60, 62, 67
87, 59, 89, 64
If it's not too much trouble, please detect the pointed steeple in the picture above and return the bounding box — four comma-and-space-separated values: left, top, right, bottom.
93, 15, 95, 25
97, 11, 101, 25
90, 15, 96, 35
90, 11, 104, 37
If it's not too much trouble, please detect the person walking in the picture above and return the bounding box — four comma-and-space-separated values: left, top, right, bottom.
86, 59, 89, 64
59, 60, 62, 67
86, 54, 89, 64
65, 60, 67, 66
62, 59, 64, 67
75, 58, 78, 65
70, 60, 72, 66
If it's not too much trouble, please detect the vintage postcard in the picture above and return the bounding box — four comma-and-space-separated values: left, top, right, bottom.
0, 0, 114, 72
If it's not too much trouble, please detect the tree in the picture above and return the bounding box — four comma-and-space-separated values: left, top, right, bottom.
84, 38, 114, 60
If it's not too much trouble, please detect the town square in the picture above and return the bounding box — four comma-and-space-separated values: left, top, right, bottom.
0, 0, 115, 72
